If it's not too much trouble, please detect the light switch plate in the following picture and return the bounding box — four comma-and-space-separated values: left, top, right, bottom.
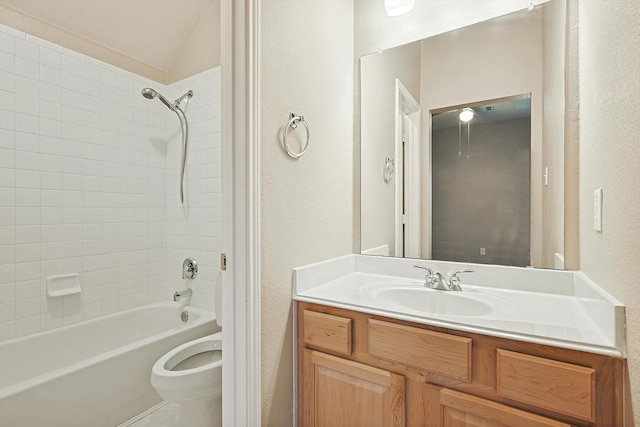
594, 188, 603, 232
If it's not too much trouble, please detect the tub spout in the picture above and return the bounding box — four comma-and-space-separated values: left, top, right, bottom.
174, 288, 193, 302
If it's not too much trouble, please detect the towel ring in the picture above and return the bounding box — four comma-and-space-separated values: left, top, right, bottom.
383, 157, 395, 183
282, 113, 310, 159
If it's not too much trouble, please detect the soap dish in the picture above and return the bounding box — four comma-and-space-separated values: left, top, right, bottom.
47, 274, 81, 297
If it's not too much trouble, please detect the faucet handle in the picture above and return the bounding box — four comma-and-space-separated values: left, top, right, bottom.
450, 269, 474, 291
182, 257, 198, 280
413, 265, 434, 275
414, 265, 436, 287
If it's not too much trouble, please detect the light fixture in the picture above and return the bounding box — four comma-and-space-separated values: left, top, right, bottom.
458, 108, 474, 158
384, 0, 415, 16
459, 108, 474, 122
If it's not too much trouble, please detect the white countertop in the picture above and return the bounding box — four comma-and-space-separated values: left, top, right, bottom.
293, 254, 626, 357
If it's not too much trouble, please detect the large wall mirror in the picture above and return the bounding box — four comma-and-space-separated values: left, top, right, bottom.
360, 0, 567, 269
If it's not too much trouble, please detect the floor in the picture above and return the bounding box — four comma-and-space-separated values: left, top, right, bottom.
119, 399, 222, 427
119, 402, 179, 427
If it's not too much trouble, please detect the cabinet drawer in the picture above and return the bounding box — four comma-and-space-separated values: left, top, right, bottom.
368, 319, 472, 381
303, 310, 352, 356
441, 388, 572, 427
497, 349, 595, 421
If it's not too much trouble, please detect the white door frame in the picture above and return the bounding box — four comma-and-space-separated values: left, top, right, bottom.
394, 79, 421, 259
221, 0, 261, 425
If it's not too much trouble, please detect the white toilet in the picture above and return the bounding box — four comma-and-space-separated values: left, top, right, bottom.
151, 270, 223, 427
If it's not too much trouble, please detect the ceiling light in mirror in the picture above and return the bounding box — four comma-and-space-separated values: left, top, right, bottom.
384, 0, 415, 16
459, 108, 474, 122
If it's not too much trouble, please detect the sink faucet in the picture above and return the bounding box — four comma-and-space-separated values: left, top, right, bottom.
414, 265, 474, 291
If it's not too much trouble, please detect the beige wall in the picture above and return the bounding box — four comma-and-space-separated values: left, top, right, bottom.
360, 42, 421, 256
578, 0, 640, 422
259, 1, 354, 426
354, 0, 537, 59
541, 0, 566, 268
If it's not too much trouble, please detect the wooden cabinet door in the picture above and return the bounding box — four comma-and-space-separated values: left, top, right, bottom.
301, 349, 405, 427
439, 388, 572, 427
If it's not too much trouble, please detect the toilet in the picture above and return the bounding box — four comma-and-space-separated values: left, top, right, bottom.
151, 270, 223, 427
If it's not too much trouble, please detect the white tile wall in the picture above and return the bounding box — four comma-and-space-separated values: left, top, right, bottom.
163, 69, 222, 310
0, 24, 222, 341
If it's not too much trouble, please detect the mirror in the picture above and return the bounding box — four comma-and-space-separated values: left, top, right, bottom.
432, 95, 532, 267
360, 0, 566, 269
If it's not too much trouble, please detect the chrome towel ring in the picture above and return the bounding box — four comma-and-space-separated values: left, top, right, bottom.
383, 157, 395, 183
282, 113, 309, 158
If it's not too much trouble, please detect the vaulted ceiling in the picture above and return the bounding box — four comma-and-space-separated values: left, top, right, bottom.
0, 0, 217, 82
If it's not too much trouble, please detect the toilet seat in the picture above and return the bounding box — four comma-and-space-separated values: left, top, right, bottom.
151, 332, 223, 403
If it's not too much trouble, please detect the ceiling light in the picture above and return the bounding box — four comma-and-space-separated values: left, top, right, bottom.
384, 0, 415, 16
459, 108, 474, 122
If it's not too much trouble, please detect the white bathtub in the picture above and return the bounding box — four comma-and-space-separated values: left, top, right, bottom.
0, 301, 218, 427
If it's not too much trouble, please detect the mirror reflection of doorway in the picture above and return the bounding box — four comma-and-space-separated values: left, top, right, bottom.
431, 95, 531, 266
395, 80, 421, 259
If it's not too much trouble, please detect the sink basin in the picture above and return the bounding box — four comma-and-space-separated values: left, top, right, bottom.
366, 285, 493, 317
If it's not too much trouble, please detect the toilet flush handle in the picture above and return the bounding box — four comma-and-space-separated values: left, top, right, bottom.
182, 257, 198, 280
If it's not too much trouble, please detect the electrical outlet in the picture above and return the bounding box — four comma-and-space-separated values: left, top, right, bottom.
480, 248, 486, 255
594, 188, 603, 232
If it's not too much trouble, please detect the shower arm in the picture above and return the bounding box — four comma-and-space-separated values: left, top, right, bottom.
174, 90, 193, 109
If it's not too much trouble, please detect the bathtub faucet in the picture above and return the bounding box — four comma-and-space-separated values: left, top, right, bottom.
174, 288, 193, 302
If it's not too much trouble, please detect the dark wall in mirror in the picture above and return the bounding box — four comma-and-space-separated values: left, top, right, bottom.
432, 97, 531, 266
360, 0, 567, 269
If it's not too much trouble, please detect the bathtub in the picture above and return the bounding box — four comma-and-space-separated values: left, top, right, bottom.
0, 301, 218, 427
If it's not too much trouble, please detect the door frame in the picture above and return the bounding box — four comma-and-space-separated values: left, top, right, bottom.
221, 0, 261, 425
394, 79, 421, 258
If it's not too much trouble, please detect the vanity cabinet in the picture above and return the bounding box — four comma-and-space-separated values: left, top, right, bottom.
302, 349, 405, 426
297, 302, 626, 427
438, 388, 572, 427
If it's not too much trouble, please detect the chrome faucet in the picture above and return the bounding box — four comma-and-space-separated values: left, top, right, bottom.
414, 265, 474, 291
449, 269, 474, 291
414, 265, 436, 287
174, 288, 193, 302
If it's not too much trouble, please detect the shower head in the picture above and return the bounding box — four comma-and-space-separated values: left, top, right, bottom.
140, 86, 193, 205
141, 87, 156, 99
141, 87, 176, 111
